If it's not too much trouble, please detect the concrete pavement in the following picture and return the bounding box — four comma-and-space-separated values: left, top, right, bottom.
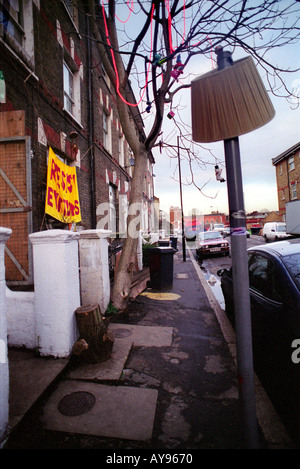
4, 244, 295, 450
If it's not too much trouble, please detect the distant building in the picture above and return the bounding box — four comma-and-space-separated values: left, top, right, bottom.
183, 211, 226, 239
272, 142, 300, 221
246, 210, 281, 234
169, 206, 182, 231
203, 212, 226, 231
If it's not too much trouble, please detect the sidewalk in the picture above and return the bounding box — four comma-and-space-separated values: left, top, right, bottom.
4, 245, 294, 450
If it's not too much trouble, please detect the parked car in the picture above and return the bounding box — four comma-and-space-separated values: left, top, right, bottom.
222, 227, 250, 238
223, 227, 231, 237
262, 221, 290, 242
196, 231, 229, 259
218, 239, 300, 439
213, 223, 225, 234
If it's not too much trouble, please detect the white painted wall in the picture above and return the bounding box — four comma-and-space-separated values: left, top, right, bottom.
0, 228, 12, 446
6, 289, 35, 349
5, 229, 112, 354
0, 227, 112, 445
29, 230, 81, 357
79, 229, 111, 313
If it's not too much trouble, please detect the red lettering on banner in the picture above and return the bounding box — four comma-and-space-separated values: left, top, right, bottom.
61, 171, 66, 191
54, 189, 59, 210
47, 187, 53, 207
50, 160, 61, 186
75, 200, 80, 215
67, 174, 73, 193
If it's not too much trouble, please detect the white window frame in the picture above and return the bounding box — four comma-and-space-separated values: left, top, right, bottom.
109, 183, 117, 234
0, 0, 35, 68
63, 61, 81, 124
63, 0, 79, 30
103, 110, 111, 153
63, 62, 74, 114
291, 182, 297, 200
288, 156, 295, 171
118, 134, 124, 167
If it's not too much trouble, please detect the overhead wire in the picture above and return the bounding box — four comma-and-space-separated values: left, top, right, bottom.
101, 0, 154, 107
101, 1, 210, 108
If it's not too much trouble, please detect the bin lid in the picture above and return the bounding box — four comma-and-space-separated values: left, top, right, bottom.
147, 247, 175, 253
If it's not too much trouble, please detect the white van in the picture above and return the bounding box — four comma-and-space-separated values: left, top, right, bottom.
262, 222, 290, 242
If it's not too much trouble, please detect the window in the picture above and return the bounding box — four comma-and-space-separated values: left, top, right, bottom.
283, 253, 300, 291
291, 182, 297, 200
109, 184, 117, 234
248, 253, 282, 302
64, 0, 78, 28
63, 61, 81, 123
1, 0, 23, 44
118, 134, 124, 167
63, 63, 74, 114
101, 63, 111, 90
103, 112, 109, 150
0, 0, 34, 67
288, 156, 295, 171
280, 164, 283, 175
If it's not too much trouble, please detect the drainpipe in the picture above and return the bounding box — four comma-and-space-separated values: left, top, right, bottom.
87, 14, 96, 229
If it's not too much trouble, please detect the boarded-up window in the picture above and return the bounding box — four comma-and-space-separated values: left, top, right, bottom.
0, 137, 33, 285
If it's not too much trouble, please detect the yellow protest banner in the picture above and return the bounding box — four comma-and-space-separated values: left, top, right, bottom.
45, 147, 81, 223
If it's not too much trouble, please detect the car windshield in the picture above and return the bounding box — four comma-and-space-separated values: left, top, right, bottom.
283, 253, 300, 291
199, 232, 222, 240
277, 225, 286, 232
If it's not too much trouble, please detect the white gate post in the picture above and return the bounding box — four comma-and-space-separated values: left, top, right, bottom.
29, 230, 80, 357
0, 227, 12, 446
79, 229, 111, 313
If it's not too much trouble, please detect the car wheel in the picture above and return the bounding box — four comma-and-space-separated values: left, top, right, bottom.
264, 235, 269, 243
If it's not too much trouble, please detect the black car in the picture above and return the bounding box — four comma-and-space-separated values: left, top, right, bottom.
218, 239, 300, 442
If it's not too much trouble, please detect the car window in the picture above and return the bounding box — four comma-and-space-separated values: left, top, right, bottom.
283, 253, 300, 291
248, 253, 282, 302
200, 232, 222, 240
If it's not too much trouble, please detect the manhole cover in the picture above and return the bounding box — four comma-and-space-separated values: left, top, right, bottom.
113, 328, 133, 338
58, 391, 96, 416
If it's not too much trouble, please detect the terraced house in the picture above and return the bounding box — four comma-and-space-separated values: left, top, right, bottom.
0, 0, 155, 287
272, 142, 300, 221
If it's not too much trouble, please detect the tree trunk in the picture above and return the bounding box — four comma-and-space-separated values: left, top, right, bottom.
111, 147, 148, 311
74, 304, 114, 363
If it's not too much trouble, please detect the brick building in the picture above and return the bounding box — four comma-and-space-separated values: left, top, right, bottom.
0, 0, 155, 286
272, 142, 300, 221
169, 206, 182, 231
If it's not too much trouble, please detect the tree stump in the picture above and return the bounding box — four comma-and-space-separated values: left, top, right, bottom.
74, 304, 114, 364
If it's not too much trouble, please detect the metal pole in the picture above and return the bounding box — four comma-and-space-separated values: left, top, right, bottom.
216, 47, 259, 448
224, 138, 259, 448
177, 137, 186, 261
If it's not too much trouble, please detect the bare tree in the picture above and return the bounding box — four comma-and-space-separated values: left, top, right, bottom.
88, 0, 300, 311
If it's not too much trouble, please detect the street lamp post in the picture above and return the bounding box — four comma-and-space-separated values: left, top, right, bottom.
177, 136, 186, 262
191, 49, 275, 448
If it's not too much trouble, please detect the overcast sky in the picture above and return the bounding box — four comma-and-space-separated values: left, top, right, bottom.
152, 43, 300, 217
113, 1, 300, 217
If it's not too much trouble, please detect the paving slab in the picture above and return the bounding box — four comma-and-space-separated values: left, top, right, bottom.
8, 349, 68, 429
67, 324, 173, 382
108, 323, 173, 347
42, 380, 158, 441
66, 335, 133, 381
